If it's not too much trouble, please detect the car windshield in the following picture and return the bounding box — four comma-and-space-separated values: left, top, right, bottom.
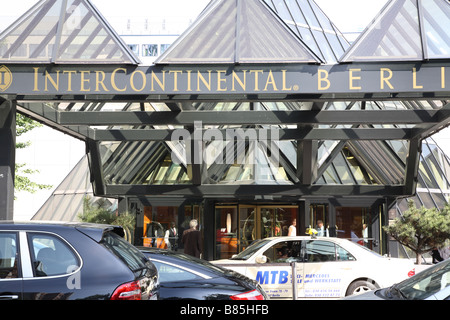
230, 239, 272, 260
390, 259, 450, 300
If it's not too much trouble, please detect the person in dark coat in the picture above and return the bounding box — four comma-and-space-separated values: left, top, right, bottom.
182, 219, 202, 258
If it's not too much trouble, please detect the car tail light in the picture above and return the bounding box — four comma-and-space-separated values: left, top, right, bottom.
111, 281, 142, 300
230, 289, 264, 300
408, 268, 416, 277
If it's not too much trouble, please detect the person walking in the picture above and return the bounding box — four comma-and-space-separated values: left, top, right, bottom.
182, 219, 202, 258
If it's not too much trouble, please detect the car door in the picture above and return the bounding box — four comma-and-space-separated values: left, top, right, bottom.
244, 239, 305, 299
0, 232, 22, 300
21, 232, 81, 300
302, 239, 353, 298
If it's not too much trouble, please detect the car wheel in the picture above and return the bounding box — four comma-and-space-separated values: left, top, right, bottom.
346, 280, 377, 296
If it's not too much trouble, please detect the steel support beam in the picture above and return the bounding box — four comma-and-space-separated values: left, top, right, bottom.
404, 137, 422, 196
297, 139, 318, 185
56, 109, 450, 126
104, 184, 405, 197
89, 127, 415, 141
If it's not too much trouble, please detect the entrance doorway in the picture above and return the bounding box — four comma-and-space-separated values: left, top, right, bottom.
215, 204, 298, 259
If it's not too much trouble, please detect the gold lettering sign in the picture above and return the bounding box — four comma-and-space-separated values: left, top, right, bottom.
27, 65, 448, 95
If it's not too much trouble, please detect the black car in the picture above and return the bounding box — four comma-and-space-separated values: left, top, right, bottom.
138, 247, 268, 300
0, 221, 158, 300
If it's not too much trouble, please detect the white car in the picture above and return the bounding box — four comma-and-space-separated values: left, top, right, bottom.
344, 258, 450, 300
212, 236, 415, 299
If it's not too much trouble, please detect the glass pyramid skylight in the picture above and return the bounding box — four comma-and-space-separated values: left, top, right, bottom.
340, 0, 450, 62
265, 0, 350, 64
0, 0, 140, 64
156, 0, 322, 64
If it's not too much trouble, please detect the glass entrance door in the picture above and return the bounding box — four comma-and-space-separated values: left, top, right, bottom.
239, 205, 257, 252
259, 206, 297, 238
215, 204, 299, 259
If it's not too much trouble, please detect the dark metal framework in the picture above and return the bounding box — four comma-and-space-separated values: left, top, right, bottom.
1, 0, 450, 224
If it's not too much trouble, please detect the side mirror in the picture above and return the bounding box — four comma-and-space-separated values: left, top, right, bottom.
231, 254, 238, 259
255, 255, 267, 264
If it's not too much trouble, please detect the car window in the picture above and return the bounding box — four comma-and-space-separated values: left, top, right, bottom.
152, 260, 203, 283
396, 259, 450, 300
231, 239, 272, 260
28, 233, 80, 277
0, 232, 19, 279
336, 244, 356, 261
262, 240, 303, 263
101, 231, 149, 273
305, 240, 336, 262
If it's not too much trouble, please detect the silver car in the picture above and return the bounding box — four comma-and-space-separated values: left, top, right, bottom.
345, 259, 450, 300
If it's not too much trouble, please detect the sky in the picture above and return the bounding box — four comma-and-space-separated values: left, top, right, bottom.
1, 0, 449, 219
0, 0, 389, 33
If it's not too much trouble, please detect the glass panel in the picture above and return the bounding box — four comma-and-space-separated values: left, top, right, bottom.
271, 0, 293, 21
309, 0, 335, 32
333, 153, 354, 184
158, 0, 320, 64
336, 245, 356, 261
152, 260, 201, 282
0, 0, 62, 62
322, 166, 340, 184
239, 206, 257, 251
419, 152, 440, 189
342, 0, 422, 61
0, 0, 136, 63
310, 204, 328, 236
335, 207, 369, 245
29, 233, 80, 277
160, 44, 171, 55
298, 26, 323, 60
343, 148, 372, 185
311, 30, 336, 63
239, 0, 320, 63
260, 206, 297, 238
297, 0, 321, 29
215, 206, 238, 259
285, 0, 307, 25
127, 44, 139, 55
324, 32, 344, 59
101, 231, 149, 272
142, 44, 158, 57
262, 239, 304, 262
143, 206, 178, 249
305, 240, 336, 262
422, 0, 450, 59
58, 0, 131, 63
157, 0, 236, 63
418, 190, 437, 208
0, 232, 18, 279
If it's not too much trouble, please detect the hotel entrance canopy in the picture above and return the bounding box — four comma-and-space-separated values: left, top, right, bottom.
1, 0, 450, 217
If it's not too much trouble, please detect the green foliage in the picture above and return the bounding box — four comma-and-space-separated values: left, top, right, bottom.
16, 113, 42, 139
14, 163, 52, 195
15, 113, 52, 198
384, 200, 450, 264
78, 196, 135, 242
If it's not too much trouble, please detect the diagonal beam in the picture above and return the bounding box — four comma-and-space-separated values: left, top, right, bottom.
412, 101, 450, 139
